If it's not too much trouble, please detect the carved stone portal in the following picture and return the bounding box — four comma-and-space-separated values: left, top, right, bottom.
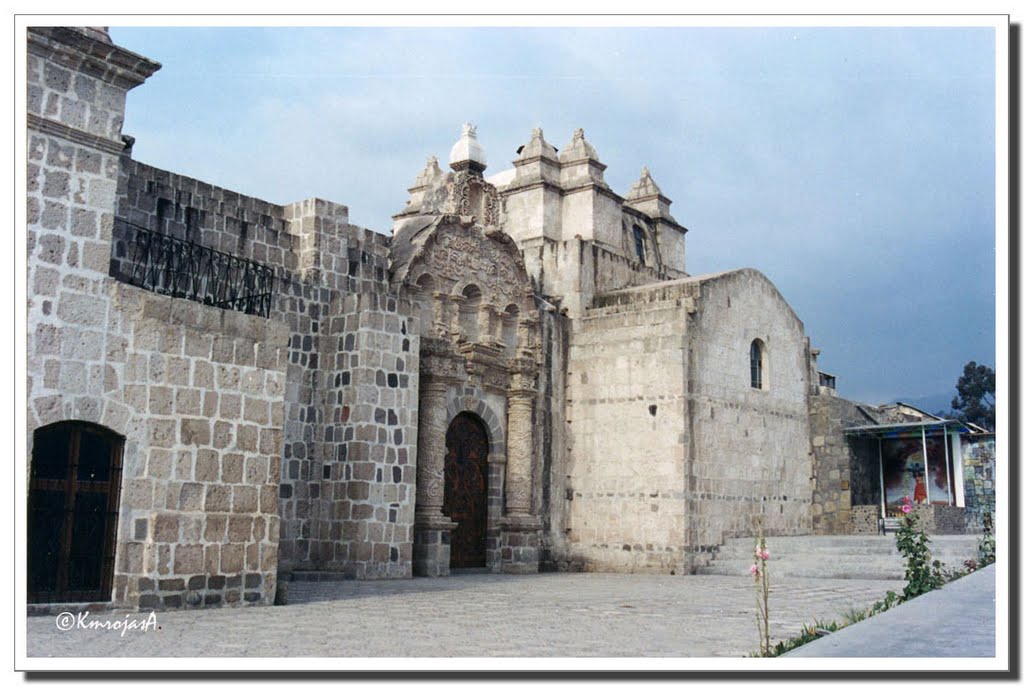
396, 213, 542, 575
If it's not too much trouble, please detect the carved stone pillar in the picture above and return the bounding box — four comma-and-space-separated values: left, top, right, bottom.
505, 386, 535, 516
432, 292, 450, 338
413, 376, 456, 576
500, 359, 541, 573
479, 303, 499, 345
449, 293, 468, 342
416, 378, 447, 519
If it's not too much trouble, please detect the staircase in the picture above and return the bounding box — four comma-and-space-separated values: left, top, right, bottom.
696, 535, 981, 580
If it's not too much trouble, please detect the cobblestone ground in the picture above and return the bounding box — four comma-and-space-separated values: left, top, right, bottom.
26, 572, 902, 658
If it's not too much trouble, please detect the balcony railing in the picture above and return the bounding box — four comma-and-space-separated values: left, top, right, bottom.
110, 219, 275, 318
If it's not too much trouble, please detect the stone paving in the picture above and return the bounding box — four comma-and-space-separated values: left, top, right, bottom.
26, 572, 903, 659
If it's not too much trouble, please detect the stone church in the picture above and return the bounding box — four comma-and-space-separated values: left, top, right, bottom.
26, 27, 991, 612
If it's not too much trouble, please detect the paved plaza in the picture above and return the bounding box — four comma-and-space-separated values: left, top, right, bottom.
26, 572, 905, 659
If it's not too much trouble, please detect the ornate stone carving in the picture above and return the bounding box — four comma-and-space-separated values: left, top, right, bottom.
447, 171, 500, 227
416, 380, 451, 519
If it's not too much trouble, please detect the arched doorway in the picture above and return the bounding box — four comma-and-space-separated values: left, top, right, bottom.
28, 422, 124, 603
443, 412, 489, 568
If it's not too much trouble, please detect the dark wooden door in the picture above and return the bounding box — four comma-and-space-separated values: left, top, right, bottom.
443, 413, 489, 568
28, 423, 123, 603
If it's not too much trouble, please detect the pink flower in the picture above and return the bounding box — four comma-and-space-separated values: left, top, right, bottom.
750, 564, 760, 577
758, 549, 770, 561
901, 504, 912, 514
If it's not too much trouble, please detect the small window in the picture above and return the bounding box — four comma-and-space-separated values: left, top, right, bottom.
750, 339, 765, 389
632, 225, 646, 266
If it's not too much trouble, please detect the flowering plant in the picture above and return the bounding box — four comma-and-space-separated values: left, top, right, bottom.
900, 495, 912, 514
752, 518, 771, 656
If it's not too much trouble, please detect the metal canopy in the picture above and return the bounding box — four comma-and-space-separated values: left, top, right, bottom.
843, 419, 972, 440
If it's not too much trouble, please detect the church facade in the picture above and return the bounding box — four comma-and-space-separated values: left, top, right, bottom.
26, 28, 985, 613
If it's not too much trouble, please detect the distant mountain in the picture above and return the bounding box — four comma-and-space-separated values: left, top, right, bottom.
891, 392, 954, 417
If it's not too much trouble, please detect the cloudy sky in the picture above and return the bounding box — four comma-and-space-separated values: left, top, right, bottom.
107, 22, 998, 408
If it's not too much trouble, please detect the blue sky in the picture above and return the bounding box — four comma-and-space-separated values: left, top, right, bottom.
107, 24, 997, 407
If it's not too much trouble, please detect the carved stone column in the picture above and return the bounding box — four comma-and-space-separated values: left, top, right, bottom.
505, 386, 535, 516
432, 292, 450, 338
415, 378, 447, 519
413, 375, 456, 576
500, 360, 541, 573
479, 303, 499, 345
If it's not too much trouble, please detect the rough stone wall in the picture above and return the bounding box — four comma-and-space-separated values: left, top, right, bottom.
116, 161, 419, 580
962, 435, 995, 532
312, 291, 418, 578
564, 282, 694, 572
536, 307, 572, 570
850, 504, 880, 534
521, 237, 681, 320
686, 270, 813, 561
808, 394, 867, 534
931, 503, 966, 534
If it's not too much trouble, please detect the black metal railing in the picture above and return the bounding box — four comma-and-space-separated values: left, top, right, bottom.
110, 219, 275, 318
818, 371, 837, 390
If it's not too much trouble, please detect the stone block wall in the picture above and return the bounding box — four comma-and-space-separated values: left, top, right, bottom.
306, 291, 419, 578
686, 270, 813, 562
114, 287, 289, 609
962, 434, 995, 532
808, 395, 863, 534
114, 158, 419, 581
564, 282, 693, 573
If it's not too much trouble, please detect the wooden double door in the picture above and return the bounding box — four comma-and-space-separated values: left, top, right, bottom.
27, 422, 123, 603
442, 412, 489, 568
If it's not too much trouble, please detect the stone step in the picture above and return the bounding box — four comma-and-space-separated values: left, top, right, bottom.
700, 535, 981, 580
710, 535, 978, 558
696, 558, 906, 580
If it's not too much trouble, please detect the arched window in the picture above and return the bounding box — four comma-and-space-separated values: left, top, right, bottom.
632, 225, 647, 266
750, 339, 766, 390
28, 422, 124, 603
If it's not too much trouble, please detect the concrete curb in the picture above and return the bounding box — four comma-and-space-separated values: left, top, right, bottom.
783, 563, 996, 657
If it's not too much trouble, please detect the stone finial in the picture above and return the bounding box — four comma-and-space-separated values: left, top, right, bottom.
413, 155, 443, 188
559, 127, 600, 163
516, 126, 558, 162
449, 122, 487, 172
626, 166, 663, 200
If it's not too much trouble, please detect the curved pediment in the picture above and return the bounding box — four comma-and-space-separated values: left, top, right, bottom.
394, 215, 537, 357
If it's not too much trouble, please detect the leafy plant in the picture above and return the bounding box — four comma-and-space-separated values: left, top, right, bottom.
978, 513, 996, 566
894, 501, 944, 600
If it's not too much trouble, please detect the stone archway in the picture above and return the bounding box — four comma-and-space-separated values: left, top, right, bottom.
443, 412, 490, 568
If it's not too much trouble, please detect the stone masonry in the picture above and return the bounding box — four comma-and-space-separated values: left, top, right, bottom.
27, 28, 988, 615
